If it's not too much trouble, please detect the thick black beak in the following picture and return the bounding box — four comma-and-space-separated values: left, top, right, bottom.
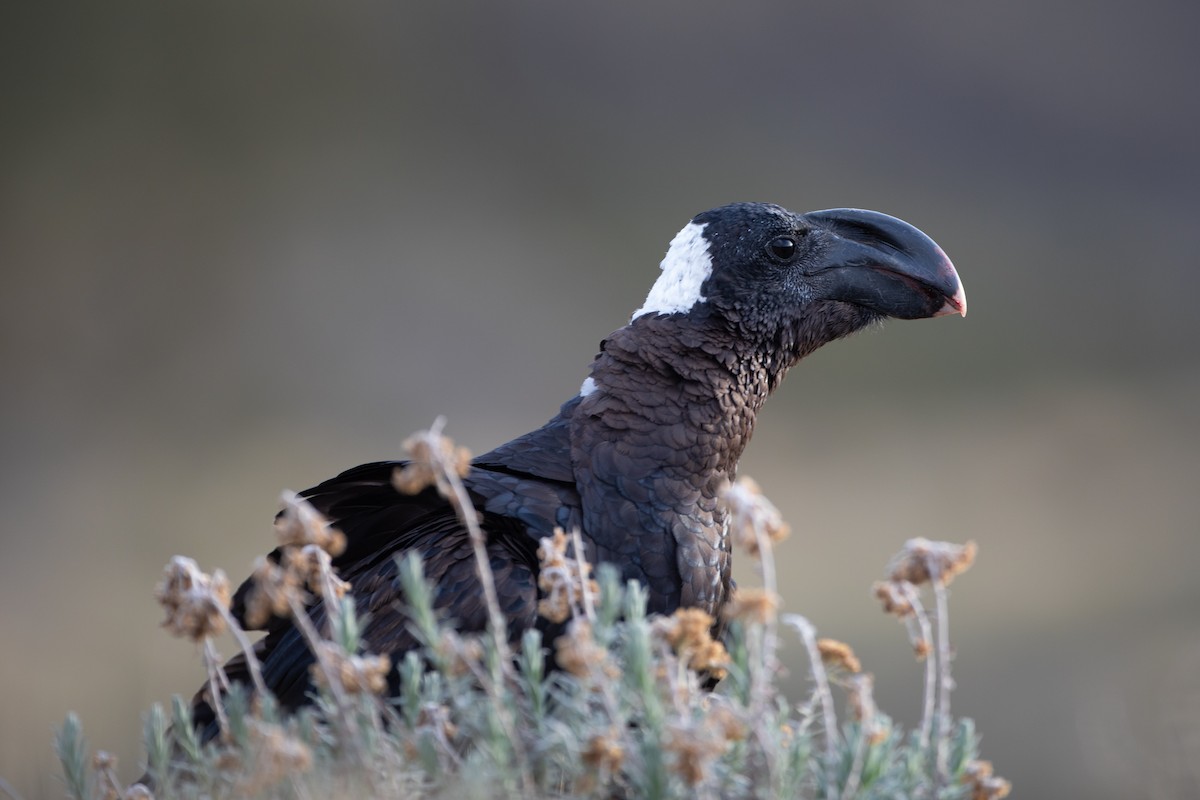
802, 208, 966, 320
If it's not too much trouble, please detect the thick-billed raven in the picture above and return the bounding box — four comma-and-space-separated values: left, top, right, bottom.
192, 202, 965, 739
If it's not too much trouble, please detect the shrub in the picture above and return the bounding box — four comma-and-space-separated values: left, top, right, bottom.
54, 424, 1009, 800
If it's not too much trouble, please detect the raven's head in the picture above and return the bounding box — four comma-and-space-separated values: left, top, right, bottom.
631, 202, 965, 358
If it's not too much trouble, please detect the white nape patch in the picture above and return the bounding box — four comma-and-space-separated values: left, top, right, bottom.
579, 376, 598, 397
631, 221, 712, 321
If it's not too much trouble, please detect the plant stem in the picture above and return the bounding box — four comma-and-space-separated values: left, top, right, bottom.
202, 639, 230, 734
216, 606, 268, 698
931, 568, 954, 792
427, 416, 534, 795
905, 584, 936, 757
784, 614, 839, 796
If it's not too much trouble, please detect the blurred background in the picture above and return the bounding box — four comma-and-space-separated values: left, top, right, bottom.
2, 2, 1198, 796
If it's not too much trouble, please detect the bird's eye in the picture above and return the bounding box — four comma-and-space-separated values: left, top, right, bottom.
767, 236, 797, 261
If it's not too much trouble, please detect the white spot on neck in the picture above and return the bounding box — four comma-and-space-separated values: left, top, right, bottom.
631, 221, 712, 320
579, 376, 598, 397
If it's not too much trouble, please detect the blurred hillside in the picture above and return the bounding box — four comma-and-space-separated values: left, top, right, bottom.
1, 2, 1197, 797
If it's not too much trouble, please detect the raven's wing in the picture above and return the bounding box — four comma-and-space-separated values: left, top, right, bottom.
198, 450, 579, 741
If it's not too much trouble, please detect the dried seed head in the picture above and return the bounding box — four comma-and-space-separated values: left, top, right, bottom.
275, 492, 346, 557
232, 720, 313, 795
816, 638, 862, 674
554, 618, 597, 676
554, 619, 612, 679
913, 638, 932, 660
538, 591, 570, 624
888, 538, 977, 587
93, 750, 121, 800
581, 731, 625, 773
247, 498, 349, 628
155, 557, 231, 641
653, 608, 730, 679
536, 528, 598, 623
723, 586, 780, 625
436, 630, 485, 677
962, 759, 1012, 799
656, 607, 715, 650
310, 644, 392, 695
393, 428, 473, 495
873, 579, 916, 618
536, 527, 569, 569
665, 722, 726, 786
243, 556, 304, 629
416, 703, 458, 742
343, 652, 391, 695
256, 720, 313, 769
286, 544, 350, 599
708, 702, 748, 742
721, 477, 790, 558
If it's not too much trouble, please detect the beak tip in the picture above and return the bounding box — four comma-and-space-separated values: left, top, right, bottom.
939, 253, 966, 317
934, 282, 967, 318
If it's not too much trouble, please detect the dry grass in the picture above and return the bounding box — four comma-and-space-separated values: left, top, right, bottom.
50, 423, 1008, 800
